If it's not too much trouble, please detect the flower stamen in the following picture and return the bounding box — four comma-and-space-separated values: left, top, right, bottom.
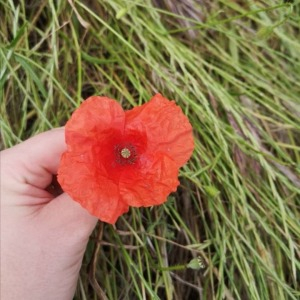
121, 148, 131, 158
114, 144, 137, 165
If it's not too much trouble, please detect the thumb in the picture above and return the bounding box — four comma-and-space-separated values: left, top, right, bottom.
40, 192, 98, 237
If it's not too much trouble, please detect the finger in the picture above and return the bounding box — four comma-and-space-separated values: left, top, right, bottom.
40, 192, 98, 238
7, 128, 66, 189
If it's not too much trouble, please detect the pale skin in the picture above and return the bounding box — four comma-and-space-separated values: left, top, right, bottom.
0, 128, 98, 300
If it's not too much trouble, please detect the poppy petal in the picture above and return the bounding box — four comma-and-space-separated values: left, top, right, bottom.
58, 152, 129, 224
58, 94, 194, 224
66, 96, 125, 152
119, 154, 179, 207
125, 94, 194, 167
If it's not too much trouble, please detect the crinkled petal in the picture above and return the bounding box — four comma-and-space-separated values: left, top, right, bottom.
119, 154, 179, 207
66, 96, 125, 152
58, 152, 129, 224
58, 94, 194, 223
125, 94, 194, 167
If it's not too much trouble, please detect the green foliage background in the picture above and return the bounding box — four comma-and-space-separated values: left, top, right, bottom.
1, 1, 299, 299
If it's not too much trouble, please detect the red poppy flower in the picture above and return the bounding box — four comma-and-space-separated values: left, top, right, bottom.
57, 94, 194, 224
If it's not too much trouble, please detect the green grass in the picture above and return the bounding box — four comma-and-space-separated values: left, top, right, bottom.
1, 0, 300, 299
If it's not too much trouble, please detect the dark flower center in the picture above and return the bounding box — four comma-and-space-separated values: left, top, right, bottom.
115, 144, 137, 165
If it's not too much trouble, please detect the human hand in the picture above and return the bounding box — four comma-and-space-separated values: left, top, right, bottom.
0, 128, 98, 300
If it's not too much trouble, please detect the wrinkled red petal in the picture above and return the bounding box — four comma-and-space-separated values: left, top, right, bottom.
58, 152, 129, 224
119, 154, 179, 207
66, 96, 125, 153
125, 94, 194, 167
58, 94, 194, 223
